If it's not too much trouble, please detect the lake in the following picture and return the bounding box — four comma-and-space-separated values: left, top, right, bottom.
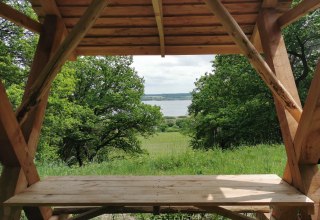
143, 100, 192, 116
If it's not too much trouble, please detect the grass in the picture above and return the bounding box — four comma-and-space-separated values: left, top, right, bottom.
140, 132, 189, 157
36, 132, 286, 178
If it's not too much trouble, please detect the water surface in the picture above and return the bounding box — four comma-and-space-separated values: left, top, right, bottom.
143, 100, 191, 116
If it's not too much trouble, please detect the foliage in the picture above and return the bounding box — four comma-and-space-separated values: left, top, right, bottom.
189, 55, 280, 149
0, 0, 38, 106
39, 56, 162, 166
283, 4, 320, 100
0, 2, 162, 166
158, 116, 190, 132
188, 8, 320, 149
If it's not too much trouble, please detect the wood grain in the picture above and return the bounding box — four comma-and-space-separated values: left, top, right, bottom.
5, 175, 313, 209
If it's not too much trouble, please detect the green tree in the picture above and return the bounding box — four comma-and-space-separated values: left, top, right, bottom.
189, 55, 280, 149
40, 56, 162, 166
188, 8, 320, 149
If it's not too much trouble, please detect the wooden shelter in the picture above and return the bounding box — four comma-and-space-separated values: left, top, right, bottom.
0, 0, 320, 219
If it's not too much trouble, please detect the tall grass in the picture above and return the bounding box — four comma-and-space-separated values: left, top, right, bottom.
37, 132, 286, 177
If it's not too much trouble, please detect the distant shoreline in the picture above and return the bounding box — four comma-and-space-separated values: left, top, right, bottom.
142, 93, 191, 101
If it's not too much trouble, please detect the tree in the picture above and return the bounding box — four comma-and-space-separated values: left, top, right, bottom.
284, 7, 320, 100
40, 56, 162, 166
188, 8, 320, 149
188, 55, 280, 149
0, 2, 162, 166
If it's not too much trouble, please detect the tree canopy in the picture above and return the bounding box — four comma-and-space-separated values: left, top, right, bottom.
0, 1, 162, 166
188, 8, 320, 149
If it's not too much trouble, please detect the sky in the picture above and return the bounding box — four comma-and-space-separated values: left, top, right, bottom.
131, 55, 214, 94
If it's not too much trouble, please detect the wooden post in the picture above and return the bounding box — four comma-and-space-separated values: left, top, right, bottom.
257, 9, 314, 220
0, 15, 65, 220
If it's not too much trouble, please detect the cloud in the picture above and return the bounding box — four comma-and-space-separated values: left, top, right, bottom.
132, 55, 214, 94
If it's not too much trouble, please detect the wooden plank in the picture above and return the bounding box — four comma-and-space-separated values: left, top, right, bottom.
76, 45, 244, 55
79, 35, 239, 46
44, 174, 282, 181
53, 3, 261, 18
197, 206, 255, 220
52, 206, 270, 215
204, 0, 302, 123
278, 0, 320, 28
63, 14, 258, 28
82, 25, 254, 37
152, 0, 165, 56
0, 2, 42, 33
52, 0, 261, 6
15, 0, 110, 125
4, 175, 313, 208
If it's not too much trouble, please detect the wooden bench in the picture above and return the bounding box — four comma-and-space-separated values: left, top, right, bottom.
4, 174, 313, 215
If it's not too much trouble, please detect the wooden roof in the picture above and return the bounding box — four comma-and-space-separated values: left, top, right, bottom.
29, 0, 292, 56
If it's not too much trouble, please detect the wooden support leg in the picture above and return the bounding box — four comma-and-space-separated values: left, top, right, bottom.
0, 167, 25, 220
258, 9, 314, 220
0, 15, 65, 220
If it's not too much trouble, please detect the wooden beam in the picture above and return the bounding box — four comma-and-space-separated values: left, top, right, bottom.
152, 0, 165, 57
76, 45, 251, 56
53, 206, 270, 215
257, 9, 307, 219
204, 0, 302, 123
250, 0, 278, 52
38, 0, 77, 60
0, 82, 54, 220
197, 206, 255, 220
0, 83, 55, 219
0, 15, 65, 220
0, 2, 42, 33
258, 9, 304, 191
294, 60, 320, 164
15, 0, 109, 124
68, 207, 105, 220
0, 82, 40, 185
0, 167, 24, 219
278, 0, 320, 28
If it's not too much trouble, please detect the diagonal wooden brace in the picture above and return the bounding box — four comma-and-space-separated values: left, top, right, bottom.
0, 82, 40, 185
204, 0, 302, 123
16, 0, 110, 125
0, 82, 52, 219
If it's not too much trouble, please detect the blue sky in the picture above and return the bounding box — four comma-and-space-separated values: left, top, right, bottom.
132, 55, 213, 94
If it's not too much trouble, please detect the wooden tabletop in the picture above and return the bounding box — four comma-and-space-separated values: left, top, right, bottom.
5, 174, 313, 209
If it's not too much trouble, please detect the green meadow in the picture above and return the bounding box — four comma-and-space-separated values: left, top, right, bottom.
37, 132, 286, 178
